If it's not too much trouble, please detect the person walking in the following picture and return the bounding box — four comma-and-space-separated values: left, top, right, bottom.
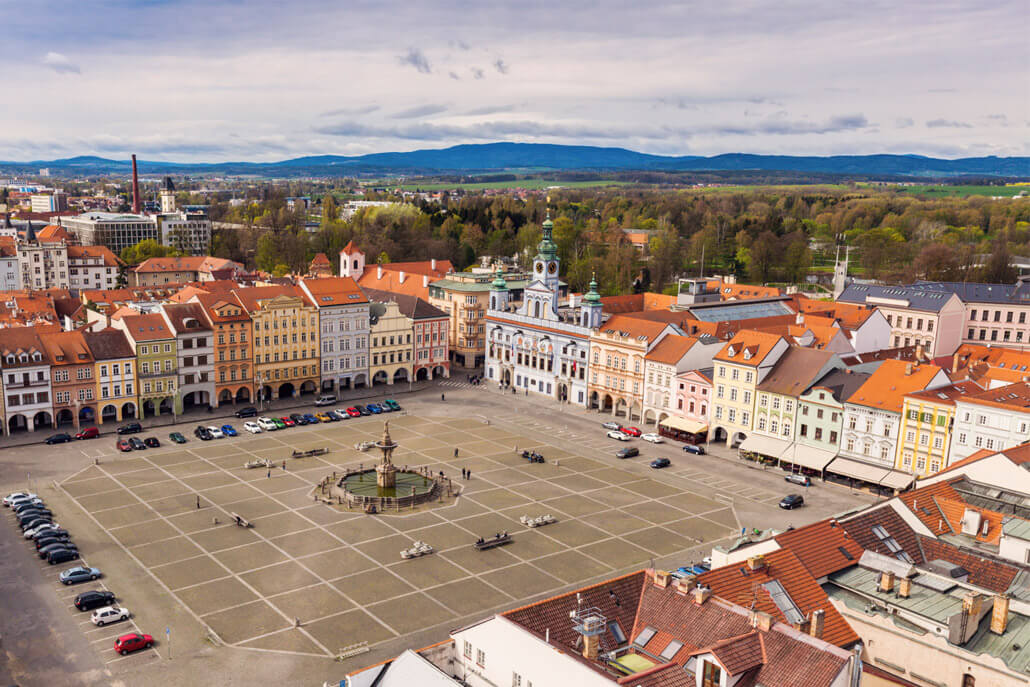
441, 393, 445, 401
267, 469, 271, 478
196, 495, 201, 509
466, 468, 471, 480
461, 467, 466, 479
454, 447, 459, 458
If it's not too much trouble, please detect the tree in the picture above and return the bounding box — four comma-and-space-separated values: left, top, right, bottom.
782, 233, 812, 284
980, 236, 1017, 283
120, 239, 182, 265
322, 194, 339, 228
910, 243, 961, 281
747, 231, 777, 284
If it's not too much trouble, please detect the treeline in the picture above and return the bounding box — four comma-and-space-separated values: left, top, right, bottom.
208, 187, 1030, 292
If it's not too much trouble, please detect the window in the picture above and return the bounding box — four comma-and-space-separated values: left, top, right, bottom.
799, 424, 807, 437
758, 416, 767, 431
475, 649, 485, 667
702, 661, 723, 687
512, 673, 522, 687
881, 445, 890, 460
846, 437, 855, 452
463, 641, 472, 659
830, 430, 837, 444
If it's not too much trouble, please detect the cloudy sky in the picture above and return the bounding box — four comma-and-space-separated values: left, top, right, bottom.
1, 0, 1026, 162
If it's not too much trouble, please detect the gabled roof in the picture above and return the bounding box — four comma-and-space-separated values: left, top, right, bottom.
917, 536, 1020, 594
714, 330, 785, 367
601, 292, 677, 314
231, 285, 312, 312
66, 245, 123, 266
840, 505, 925, 565
804, 368, 871, 404
774, 519, 865, 579
310, 252, 331, 266
904, 380, 983, 406
36, 224, 74, 243
932, 441, 1030, 479
39, 330, 93, 367
133, 256, 241, 274
160, 302, 212, 334
837, 283, 960, 313
0, 328, 48, 367
706, 281, 783, 301
120, 313, 174, 342
82, 329, 135, 360
597, 314, 676, 344
299, 276, 368, 307
362, 288, 447, 320
956, 381, 1030, 413
340, 240, 360, 256
644, 334, 699, 366
757, 346, 837, 397
846, 359, 946, 413
191, 291, 249, 323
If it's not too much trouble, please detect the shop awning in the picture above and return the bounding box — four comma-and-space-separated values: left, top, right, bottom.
780, 443, 837, 471
825, 457, 891, 484
739, 434, 792, 459
878, 470, 915, 491
659, 417, 707, 434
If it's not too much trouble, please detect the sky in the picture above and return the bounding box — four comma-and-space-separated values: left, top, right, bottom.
1, 0, 1027, 162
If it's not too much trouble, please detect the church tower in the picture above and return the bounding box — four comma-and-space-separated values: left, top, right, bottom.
530, 210, 560, 316
340, 241, 365, 278
832, 245, 850, 300
489, 267, 509, 312
580, 273, 603, 328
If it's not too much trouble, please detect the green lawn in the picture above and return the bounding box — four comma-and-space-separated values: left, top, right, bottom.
885, 184, 1028, 198
392, 179, 631, 191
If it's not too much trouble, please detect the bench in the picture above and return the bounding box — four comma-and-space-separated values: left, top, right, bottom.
229, 512, 253, 528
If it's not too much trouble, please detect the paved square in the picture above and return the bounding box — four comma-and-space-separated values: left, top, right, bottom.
59, 411, 740, 659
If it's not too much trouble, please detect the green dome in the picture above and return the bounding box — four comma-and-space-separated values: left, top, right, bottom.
491, 267, 508, 290
536, 211, 557, 261
583, 273, 601, 304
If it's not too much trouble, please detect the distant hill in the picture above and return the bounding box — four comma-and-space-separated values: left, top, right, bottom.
4, 142, 1028, 177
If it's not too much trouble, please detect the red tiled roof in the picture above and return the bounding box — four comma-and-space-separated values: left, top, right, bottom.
706, 631, 764, 675
840, 506, 924, 565
959, 381, 1030, 412
598, 314, 676, 344
774, 520, 864, 579
714, 330, 785, 367
601, 293, 677, 314
340, 240, 360, 256
917, 536, 1020, 594
66, 244, 123, 266
299, 277, 368, 306
846, 359, 946, 413
310, 252, 331, 266
898, 479, 964, 536
645, 334, 698, 365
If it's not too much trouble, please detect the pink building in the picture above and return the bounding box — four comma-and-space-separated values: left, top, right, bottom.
675, 367, 712, 435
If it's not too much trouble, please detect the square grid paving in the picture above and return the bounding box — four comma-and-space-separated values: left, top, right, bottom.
60, 413, 736, 657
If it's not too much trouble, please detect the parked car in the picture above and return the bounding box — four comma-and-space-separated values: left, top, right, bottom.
650, 457, 672, 469
35, 533, 71, 550
315, 395, 336, 407
60, 566, 101, 584
117, 439, 133, 452
194, 426, 213, 441
302, 413, 319, 424
641, 433, 664, 443
11, 498, 45, 512
779, 494, 805, 510
345, 407, 361, 418
75, 427, 100, 440
20, 516, 54, 531
129, 437, 146, 450
616, 447, 640, 459
602, 421, 622, 431
315, 412, 333, 423
243, 421, 262, 434
622, 426, 642, 437
45, 433, 73, 445
32, 527, 67, 541
607, 430, 631, 441
682, 444, 706, 455
39, 541, 78, 559
234, 406, 258, 418
785, 473, 812, 487
169, 432, 186, 444
279, 417, 295, 427
289, 413, 306, 426
366, 403, 383, 414
24, 523, 61, 539
355, 404, 371, 416
384, 399, 401, 411
143, 437, 160, 448
92, 605, 130, 626
74, 590, 115, 611
257, 417, 278, 431
220, 424, 237, 437
16, 507, 52, 521
206, 426, 224, 439
48, 548, 81, 565
117, 422, 142, 435
114, 632, 153, 655
4, 492, 38, 507
332, 409, 350, 420
272, 418, 286, 429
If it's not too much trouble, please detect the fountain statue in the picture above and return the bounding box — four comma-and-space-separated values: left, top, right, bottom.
374, 421, 398, 489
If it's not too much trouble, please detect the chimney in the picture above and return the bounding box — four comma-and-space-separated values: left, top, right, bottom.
399, 270, 406, 284
916, 343, 924, 361
962, 591, 983, 618
583, 632, 599, 661
991, 594, 1010, 635
431, 258, 437, 270
377, 265, 383, 280
904, 363, 913, 376
423, 274, 428, 288
747, 555, 766, 571
795, 311, 803, 325
792, 616, 811, 634
674, 575, 697, 595
131, 154, 141, 214
878, 570, 896, 593
898, 576, 912, 599
809, 609, 825, 639
653, 569, 671, 588
952, 352, 960, 374
693, 585, 712, 605
751, 611, 773, 632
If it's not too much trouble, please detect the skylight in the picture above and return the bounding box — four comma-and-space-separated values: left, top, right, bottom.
633, 627, 656, 648
837, 546, 854, 561
659, 640, 684, 660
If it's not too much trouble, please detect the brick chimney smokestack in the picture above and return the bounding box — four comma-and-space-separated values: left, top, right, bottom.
131, 154, 141, 214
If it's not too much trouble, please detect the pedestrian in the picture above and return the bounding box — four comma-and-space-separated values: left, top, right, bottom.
196, 495, 200, 509
467, 469, 471, 480
267, 469, 271, 478
454, 447, 459, 458
441, 393, 445, 401
282, 460, 287, 471
461, 467, 466, 479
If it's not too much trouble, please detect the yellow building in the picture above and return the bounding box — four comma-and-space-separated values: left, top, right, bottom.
368, 299, 413, 386
112, 313, 179, 418
710, 331, 788, 448
897, 381, 978, 478
587, 315, 680, 422
234, 286, 320, 401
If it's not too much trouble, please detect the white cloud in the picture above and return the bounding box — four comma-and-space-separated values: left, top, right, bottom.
42, 52, 80, 74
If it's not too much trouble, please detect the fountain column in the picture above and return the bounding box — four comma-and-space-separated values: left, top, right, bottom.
375, 421, 398, 490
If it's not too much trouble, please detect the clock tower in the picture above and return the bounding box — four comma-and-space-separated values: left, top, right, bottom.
532, 210, 560, 315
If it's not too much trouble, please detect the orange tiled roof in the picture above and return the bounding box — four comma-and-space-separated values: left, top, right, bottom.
774, 519, 865, 579
120, 313, 174, 342
310, 252, 331, 266
944, 344, 1030, 387
597, 314, 675, 344
601, 292, 677, 314
645, 334, 699, 365
714, 330, 785, 367
707, 280, 782, 301
356, 269, 439, 300
191, 292, 249, 323
39, 330, 93, 366
795, 297, 875, 328
231, 285, 313, 312
958, 381, 1030, 412
66, 245, 122, 266
340, 240, 360, 256
898, 479, 965, 536
36, 224, 74, 243
133, 256, 240, 273
904, 380, 983, 406
300, 276, 368, 306
846, 359, 946, 413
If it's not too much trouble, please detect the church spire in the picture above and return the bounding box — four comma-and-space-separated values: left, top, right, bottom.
536, 203, 557, 261
583, 272, 601, 304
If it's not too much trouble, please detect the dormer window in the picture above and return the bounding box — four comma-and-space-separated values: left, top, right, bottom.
726, 345, 736, 357
743, 348, 752, 360
5, 355, 13, 364
18, 353, 27, 363
31, 353, 41, 362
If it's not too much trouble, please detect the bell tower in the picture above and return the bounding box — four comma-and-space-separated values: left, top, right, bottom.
580, 273, 603, 328
531, 204, 560, 316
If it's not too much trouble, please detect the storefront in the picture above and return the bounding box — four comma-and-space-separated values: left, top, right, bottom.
738, 434, 791, 465
825, 456, 913, 495
658, 416, 707, 444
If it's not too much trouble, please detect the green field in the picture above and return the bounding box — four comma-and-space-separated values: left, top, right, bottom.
888, 184, 1028, 198
389, 179, 632, 191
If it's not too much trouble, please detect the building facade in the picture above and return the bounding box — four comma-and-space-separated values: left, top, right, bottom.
67, 245, 121, 291
191, 293, 253, 407
41, 330, 96, 430
897, 382, 981, 478
60, 213, 159, 256
791, 369, 870, 474
676, 368, 712, 426
113, 313, 179, 417
17, 224, 69, 290
368, 300, 413, 386
83, 329, 137, 424
0, 328, 52, 434
642, 335, 721, 427
298, 277, 370, 392
710, 331, 789, 448
363, 288, 449, 382
951, 382, 1030, 463
588, 315, 680, 421
837, 284, 966, 356
160, 303, 215, 410
236, 287, 320, 401
155, 210, 211, 255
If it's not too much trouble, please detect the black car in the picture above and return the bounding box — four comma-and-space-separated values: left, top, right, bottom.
20, 515, 53, 530
650, 457, 671, 469
12, 500, 46, 514
15, 507, 52, 521
779, 494, 805, 510
144, 437, 160, 448
129, 437, 146, 450
45, 433, 73, 445
355, 404, 371, 416
616, 447, 640, 459
682, 444, 706, 455
289, 413, 308, 426
194, 426, 213, 440
117, 422, 142, 435
74, 590, 116, 611
35, 533, 71, 549
234, 406, 258, 418
39, 542, 77, 559
47, 548, 79, 564
31, 527, 67, 541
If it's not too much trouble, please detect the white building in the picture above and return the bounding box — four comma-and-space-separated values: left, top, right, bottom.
0, 328, 53, 434
17, 223, 68, 290
160, 302, 215, 410
155, 210, 211, 255
67, 245, 121, 291
297, 276, 371, 392
642, 334, 722, 427
484, 215, 602, 406
837, 283, 966, 356
60, 212, 159, 256
950, 382, 1030, 463
0, 237, 18, 291
83, 329, 138, 424
30, 192, 67, 213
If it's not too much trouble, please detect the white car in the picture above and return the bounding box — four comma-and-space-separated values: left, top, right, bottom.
91, 605, 130, 626
601, 421, 622, 431
258, 417, 278, 431
332, 409, 350, 420
607, 430, 631, 441
641, 433, 664, 444
206, 426, 225, 439
24, 522, 60, 539
4, 492, 38, 507
243, 421, 262, 434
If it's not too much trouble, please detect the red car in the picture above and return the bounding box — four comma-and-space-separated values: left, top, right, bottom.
114, 632, 153, 655
279, 417, 296, 427
623, 427, 642, 437
346, 407, 361, 418
116, 439, 132, 452
76, 427, 99, 440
